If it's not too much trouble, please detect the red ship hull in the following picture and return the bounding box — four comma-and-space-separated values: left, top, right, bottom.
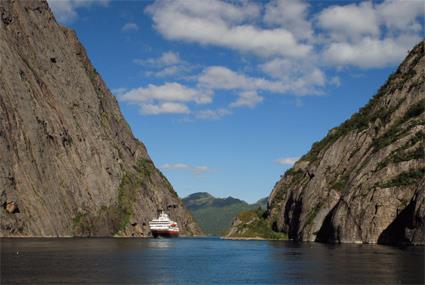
152, 230, 179, 238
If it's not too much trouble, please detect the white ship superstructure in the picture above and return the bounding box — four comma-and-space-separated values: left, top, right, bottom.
149, 211, 179, 238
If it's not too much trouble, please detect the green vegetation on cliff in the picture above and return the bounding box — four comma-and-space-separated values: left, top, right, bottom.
72, 159, 156, 236
378, 168, 425, 188
372, 99, 425, 151
300, 73, 423, 163
263, 41, 425, 245
226, 209, 288, 240
376, 142, 425, 171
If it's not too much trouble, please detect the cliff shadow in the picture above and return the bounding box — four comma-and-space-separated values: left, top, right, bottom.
315, 204, 338, 243
377, 198, 416, 245
284, 193, 303, 240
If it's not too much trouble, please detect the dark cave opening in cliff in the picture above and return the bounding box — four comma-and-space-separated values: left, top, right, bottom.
377, 198, 417, 245
315, 205, 338, 243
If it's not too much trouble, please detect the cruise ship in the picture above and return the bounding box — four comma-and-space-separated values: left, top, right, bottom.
149, 211, 179, 238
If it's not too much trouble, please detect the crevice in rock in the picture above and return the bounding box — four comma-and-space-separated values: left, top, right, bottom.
284, 193, 303, 240
377, 197, 416, 245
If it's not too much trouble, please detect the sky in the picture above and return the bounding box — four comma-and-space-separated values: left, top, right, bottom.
47, 0, 424, 203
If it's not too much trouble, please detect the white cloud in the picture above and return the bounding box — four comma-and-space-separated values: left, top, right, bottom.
120, 82, 212, 115
141, 0, 423, 71
134, 51, 196, 78
264, 0, 313, 40
275, 157, 299, 165
141, 102, 190, 115
195, 108, 232, 120
318, 0, 424, 68
198, 66, 287, 93
146, 0, 311, 58
377, 0, 424, 33
229, 91, 263, 109
323, 35, 421, 68
149, 66, 181, 77
121, 0, 424, 120
161, 163, 211, 175
155, 51, 181, 65
259, 58, 326, 94
329, 76, 341, 87
134, 51, 182, 66
161, 163, 190, 170
150, 0, 260, 24
122, 63, 325, 118
47, 0, 109, 23
121, 82, 211, 104
317, 2, 380, 41
318, 0, 424, 40
111, 88, 127, 97
193, 166, 210, 175
121, 22, 139, 32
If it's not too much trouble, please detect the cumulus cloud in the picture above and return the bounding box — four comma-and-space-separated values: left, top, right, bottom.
120, 82, 212, 115
264, 0, 313, 40
229, 91, 263, 109
121, 22, 139, 32
146, 0, 311, 58
329, 76, 341, 87
259, 58, 326, 94
195, 108, 232, 120
377, 0, 424, 33
134, 51, 196, 78
197, 63, 326, 97
134, 51, 182, 66
318, 0, 424, 68
121, 82, 211, 104
323, 35, 421, 68
111, 88, 128, 97
141, 102, 190, 115
147, 66, 182, 77
161, 163, 211, 175
198, 66, 287, 93
143, 0, 422, 71
275, 157, 299, 165
47, 0, 109, 23
119, 0, 424, 119
317, 2, 380, 41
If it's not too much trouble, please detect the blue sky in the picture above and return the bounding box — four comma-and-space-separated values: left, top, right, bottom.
48, 0, 424, 203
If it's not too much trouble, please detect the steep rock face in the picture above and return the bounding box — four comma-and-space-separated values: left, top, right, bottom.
0, 0, 201, 237
268, 40, 425, 245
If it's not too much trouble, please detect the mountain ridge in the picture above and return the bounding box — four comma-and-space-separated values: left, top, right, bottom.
183, 192, 267, 235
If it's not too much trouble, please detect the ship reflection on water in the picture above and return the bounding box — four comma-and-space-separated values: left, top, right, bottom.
148, 239, 174, 249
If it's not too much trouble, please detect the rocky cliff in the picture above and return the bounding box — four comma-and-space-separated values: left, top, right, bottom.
266, 40, 425, 245
0, 0, 201, 237
228, 41, 425, 244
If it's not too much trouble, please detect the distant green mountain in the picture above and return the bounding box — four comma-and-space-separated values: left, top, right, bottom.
182, 192, 267, 236
255, 197, 268, 210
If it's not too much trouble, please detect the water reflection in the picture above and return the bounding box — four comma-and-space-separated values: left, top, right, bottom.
147, 239, 175, 249
267, 241, 425, 284
1, 238, 423, 284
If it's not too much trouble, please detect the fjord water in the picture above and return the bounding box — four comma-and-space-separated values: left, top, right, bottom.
1, 238, 423, 284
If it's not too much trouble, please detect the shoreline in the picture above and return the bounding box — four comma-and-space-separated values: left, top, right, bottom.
221, 236, 286, 241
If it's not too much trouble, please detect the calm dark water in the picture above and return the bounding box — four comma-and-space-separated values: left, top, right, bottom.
1, 237, 424, 284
